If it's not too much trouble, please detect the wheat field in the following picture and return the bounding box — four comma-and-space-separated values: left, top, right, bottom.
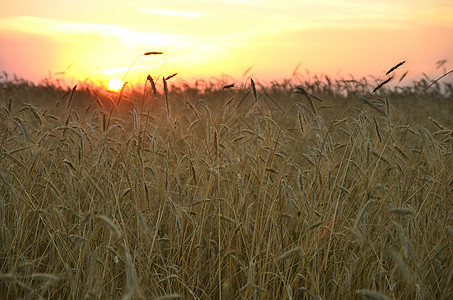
0, 69, 452, 299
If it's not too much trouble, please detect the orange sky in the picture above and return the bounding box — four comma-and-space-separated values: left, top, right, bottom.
0, 0, 452, 86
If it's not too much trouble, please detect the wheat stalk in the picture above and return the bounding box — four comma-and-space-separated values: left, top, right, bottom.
251, 78, 257, 101
66, 84, 77, 110
163, 77, 170, 115
356, 289, 390, 300
236, 91, 250, 109
278, 247, 304, 260
385, 61, 406, 75
97, 215, 122, 238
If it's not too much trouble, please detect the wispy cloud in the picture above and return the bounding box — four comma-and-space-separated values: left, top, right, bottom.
0, 16, 124, 37
138, 8, 208, 18
0, 16, 192, 47
0, 15, 233, 78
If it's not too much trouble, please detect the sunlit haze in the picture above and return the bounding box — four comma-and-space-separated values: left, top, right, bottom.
0, 0, 452, 86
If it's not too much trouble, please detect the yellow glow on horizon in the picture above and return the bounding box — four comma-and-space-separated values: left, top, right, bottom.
108, 78, 124, 92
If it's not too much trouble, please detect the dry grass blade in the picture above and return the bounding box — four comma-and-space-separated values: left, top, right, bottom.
278, 247, 304, 260
0, 273, 16, 282
356, 289, 390, 300
185, 99, 200, 119
117, 81, 128, 105
242, 66, 252, 77
66, 84, 77, 110
87, 247, 98, 290
385, 61, 406, 75
436, 59, 447, 69
147, 75, 157, 95
163, 77, 170, 115
222, 281, 234, 300
21, 103, 42, 125
393, 144, 409, 161
393, 222, 416, 260
265, 167, 279, 174
417, 124, 433, 164
121, 188, 131, 199
287, 285, 293, 300
15, 280, 35, 295
144, 51, 163, 55
412, 69, 453, 102
237, 173, 243, 197
297, 108, 304, 132
199, 99, 211, 118
364, 144, 376, 166
297, 103, 318, 126
213, 129, 218, 156
251, 78, 257, 101
31, 273, 59, 281
223, 83, 235, 89
385, 95, 390, 115
12, 116, 31, 141
390, 250, 412, 282
97, 215, 122, 238
157, 275, 179, 284
300, 288, 321, 300
155, 294, 181, 300
188, 119, 200, 131
295, 85, 317, 114
136, 207, 148, 232
332, 118, 347, 127
0, 170, 18, 201
354, 200, 375, 232
310, 93, 325, 102
433, 242, 451, 259
219, 214, 235, 224
236, 91, 250, 109
373, 116, 382, 143
297, 170, 304, 192
399, 70, 408, 82
94, 124, 118, 150
165, 73, 178, 80
292, 63, 301, 75
428, 117, 445, 130
388, 207, 414, 216
359, 97, 386, 116
372, 76, 394, 93
123, 247, 137, 299
63, 159, 77, 172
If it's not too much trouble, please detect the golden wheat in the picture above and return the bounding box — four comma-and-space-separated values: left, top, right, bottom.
0, 68, 452, 299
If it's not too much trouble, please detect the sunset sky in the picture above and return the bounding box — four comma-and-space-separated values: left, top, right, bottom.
0, 0, 452, 87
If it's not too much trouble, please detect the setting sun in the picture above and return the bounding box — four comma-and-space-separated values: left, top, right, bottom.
108, 78, 124, 92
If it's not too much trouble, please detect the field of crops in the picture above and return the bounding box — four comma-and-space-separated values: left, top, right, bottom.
0, 70, 452, 299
